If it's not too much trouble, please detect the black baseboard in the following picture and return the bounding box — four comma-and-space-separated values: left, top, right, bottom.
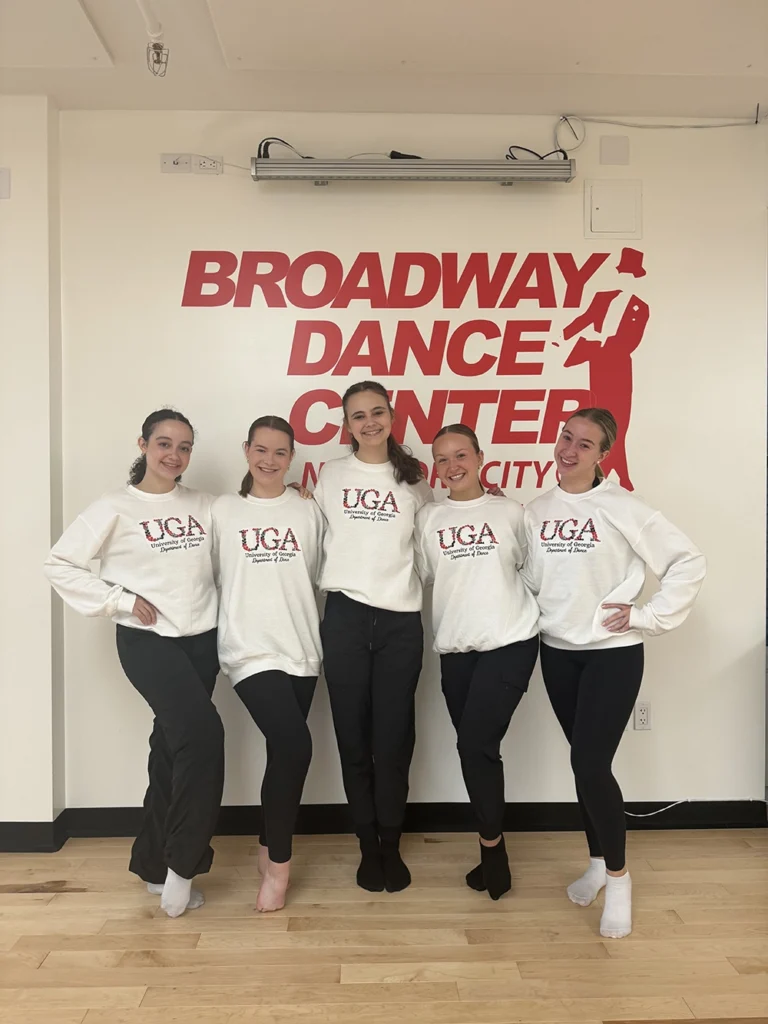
2, 800, 765, 853
0, 821, 64, 854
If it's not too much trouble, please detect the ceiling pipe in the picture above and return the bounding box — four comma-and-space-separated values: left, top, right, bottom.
135, 0, 163, 42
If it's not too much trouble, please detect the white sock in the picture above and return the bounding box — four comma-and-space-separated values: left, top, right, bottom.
600, 871, 632, 939
160, 868, 193, 918
147, 881, 204, 910
567, 857, 606, 907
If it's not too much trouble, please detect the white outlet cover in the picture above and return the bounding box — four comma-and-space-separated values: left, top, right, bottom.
192, 155, 223, 175
161, 153, 191, 173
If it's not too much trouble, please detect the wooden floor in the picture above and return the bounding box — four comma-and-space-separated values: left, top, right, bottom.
0, 830, 766, 1024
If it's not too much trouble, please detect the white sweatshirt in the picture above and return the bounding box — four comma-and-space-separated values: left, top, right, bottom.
44, 485, 218, 637
212, 489, 324, 683
313, 454, 434, 612
416, 494, 539, 654
521, 479, 706, 650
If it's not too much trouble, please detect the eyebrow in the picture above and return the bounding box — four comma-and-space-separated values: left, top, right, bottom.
155, 436, 191, 443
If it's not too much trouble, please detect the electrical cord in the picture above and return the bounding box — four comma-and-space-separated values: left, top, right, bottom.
555, 110, 768, 155
506, 144, 569, 161
625, 800, 688, 819
256, 138, 425, 162
247, 110, 768, 173
257, 137, 310, 159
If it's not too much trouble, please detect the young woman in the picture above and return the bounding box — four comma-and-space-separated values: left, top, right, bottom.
415, 424, 539, 900
314, 381, 433, 892
212, 416, 324, 913
522, 408, 706, 938
44, 409, 222, 919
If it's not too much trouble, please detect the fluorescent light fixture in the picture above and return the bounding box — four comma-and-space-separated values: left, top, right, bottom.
250, 158, 575, 185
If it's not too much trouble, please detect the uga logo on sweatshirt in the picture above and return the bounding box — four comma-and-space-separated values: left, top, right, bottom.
139, 514, 207, 553
538, 517, 601, 554
437, 522, 499, 561
239, 526, 301, 564
341, 487, 400, 523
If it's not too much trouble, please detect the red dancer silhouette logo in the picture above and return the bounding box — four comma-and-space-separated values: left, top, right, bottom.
560, 249, 650, 491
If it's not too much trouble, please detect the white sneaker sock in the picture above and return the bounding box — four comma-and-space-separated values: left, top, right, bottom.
600, 871, 632, 939
567, 857, 607, 907
147, 880, 204, 910
160, 868, 193, 918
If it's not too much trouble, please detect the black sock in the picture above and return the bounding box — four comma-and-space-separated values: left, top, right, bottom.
379, 831, 411, 893
356, 827, 384, 892
465, 856, 485, 892
481, 835, 511, 901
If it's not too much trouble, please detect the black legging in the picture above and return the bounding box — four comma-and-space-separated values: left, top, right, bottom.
235, 671, 317, 863
116, 625, 224, 884
320, 590, 423, 839
540, 643, 644, 872
440, 636, 539, 840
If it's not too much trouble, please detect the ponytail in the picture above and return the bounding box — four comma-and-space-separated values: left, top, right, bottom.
385, 435, 424, 486
129, 453, 148, 485
342, 380, 424, 486
239, 470, 254, 497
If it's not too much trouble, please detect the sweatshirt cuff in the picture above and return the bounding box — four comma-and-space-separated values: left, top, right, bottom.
628, 604, 648, 631
116, 590, 137, 616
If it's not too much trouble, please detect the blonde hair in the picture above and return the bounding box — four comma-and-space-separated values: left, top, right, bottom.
567, 408, 617, 481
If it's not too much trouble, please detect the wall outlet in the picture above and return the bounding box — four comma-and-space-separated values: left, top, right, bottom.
192, 154, 223, 175
633, 700, 651, 730
161, 153, 191, 173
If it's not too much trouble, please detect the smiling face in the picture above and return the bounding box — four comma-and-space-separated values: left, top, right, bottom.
555, 416, 607, 486
433, 431, 484, 498
343, 389, 393, 454
138, 419, 193, 488
244, 427, 294, 493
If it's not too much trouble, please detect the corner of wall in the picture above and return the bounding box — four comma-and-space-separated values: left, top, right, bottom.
47, 100, 66, 817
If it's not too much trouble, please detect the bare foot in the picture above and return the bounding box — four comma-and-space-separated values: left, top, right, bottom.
257, 844, 269, 877
256, 859, 290, 913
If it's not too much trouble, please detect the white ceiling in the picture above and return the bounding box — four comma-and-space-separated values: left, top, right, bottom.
0, 0, 766, 115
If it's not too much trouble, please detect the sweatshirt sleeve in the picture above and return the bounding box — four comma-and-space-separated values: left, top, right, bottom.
518, 508, 540, 595
512, 505, 529, 571
413, 478, 435, 511
413, 509, 434, 588
626, 511, 706, 635
311, 501, 326, 587
44, 509, 136, 618
210, 506, 222, 592
312, 470, 326, 514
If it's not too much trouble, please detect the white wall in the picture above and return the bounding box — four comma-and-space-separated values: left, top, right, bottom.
0, 96, 62, 821
53, 110, 766, 811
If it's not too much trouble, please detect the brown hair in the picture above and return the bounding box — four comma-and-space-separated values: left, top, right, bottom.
342, 380, 424, 485
240, 415, 295, 497
432, 423, 481, 454
129, 409, 194, 485
566, 408, 617, 481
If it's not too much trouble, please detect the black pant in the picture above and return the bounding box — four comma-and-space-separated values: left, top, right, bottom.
235, 671, 317, 863
540, 642, 644, 872
321, 591, 423, 836
116, 625, 224, 883
440, 636, 539, 841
